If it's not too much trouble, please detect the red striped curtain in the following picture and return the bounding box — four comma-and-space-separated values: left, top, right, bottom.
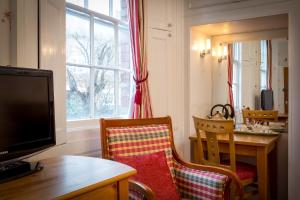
227, 44, 234, 108
266, 40, 272, 90
128, 0, 153, 118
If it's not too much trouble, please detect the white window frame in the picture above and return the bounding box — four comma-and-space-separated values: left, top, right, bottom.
232, 42, 242, 111
66, 2, 133, 129
260, 40, 268, 91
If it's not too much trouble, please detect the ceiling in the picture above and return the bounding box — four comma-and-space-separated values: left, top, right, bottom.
192, 14, 288, 36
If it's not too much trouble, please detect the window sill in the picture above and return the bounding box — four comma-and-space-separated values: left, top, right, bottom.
67, 115, 130, 132
67, 119, 100, 132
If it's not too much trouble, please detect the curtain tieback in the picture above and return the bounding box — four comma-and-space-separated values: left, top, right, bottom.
133, 72, 149, 105
227, 81, 233, 88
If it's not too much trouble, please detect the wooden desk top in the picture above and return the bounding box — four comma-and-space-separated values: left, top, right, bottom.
189, 132, 279, 147
0, 156, 136, 200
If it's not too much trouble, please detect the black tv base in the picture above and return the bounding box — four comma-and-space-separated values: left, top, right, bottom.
0, 160, 43, 183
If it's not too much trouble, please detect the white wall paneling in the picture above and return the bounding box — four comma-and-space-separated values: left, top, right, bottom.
11, 0, 38, 68
147, 0, 173, 31
40, 0, 66, 146
148, 29, 172, 117
0, 0, 38, 68
146, 0, 185, 158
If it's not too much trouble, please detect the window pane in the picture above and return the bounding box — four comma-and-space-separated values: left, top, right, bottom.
88, 0, 109, 15
232, 84, 237, 108
113, 0, 128, 21
119, 26, 131, 69
261, 40, 267, 70
66, 10, 90, 65
67, 0, 85, 7
232, 42, 241, 111
118, 71, 131, 116
94, 19, 115, 67
233, 63, 238, 84
94, 69, 115, 117
66, 65, 91, 120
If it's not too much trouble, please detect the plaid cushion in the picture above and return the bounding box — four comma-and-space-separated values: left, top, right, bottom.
174, 161, 229, 200
106, 124, 174, 178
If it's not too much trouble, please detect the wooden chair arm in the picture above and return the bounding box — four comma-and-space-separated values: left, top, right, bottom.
129, 179, 156, 200
179, 161, 244, 199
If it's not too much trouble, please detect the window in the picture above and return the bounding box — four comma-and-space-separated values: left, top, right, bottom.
66, 0, 132, 121
232, 42, 242, 111
260, 40, 267, 91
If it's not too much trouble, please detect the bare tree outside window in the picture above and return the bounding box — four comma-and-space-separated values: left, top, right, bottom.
66, 0, 132, 121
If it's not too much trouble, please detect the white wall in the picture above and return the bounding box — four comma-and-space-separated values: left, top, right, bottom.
10, 0, 38, 68
211, 60, 227, 106
0, 0, 38, 68
272, 38, 288, 113
189, 30, 213, 131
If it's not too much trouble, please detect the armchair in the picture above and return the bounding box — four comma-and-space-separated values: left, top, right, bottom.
100, 116, 243, 200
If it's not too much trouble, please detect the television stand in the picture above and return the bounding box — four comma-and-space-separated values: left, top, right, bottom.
0, 160, 43, 183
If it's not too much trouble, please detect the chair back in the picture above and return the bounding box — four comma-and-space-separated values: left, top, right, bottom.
193, 116, 236, 171
242, 109, 278, 124
100, 116, 181, 178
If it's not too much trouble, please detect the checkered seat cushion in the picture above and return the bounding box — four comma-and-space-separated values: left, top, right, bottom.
174, 161, 229, 200
106, 124, 229, 200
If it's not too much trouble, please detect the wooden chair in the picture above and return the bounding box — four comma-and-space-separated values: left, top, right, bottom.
242, 109, 278, 124
193, 116, 257, 199
101, 116, 243, 200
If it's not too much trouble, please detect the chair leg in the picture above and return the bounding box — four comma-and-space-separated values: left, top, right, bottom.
230, 182, 237, 200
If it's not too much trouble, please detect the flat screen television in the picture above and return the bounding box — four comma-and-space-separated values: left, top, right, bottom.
261, 89, 274, 110
0, 67, 56, 163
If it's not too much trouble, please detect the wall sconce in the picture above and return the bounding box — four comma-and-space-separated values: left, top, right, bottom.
192, 39, 211, 58
212, 43, 228, 63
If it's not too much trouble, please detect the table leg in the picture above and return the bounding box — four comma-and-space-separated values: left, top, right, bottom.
269, 145, 278, 200
257, 147, 268, 200
118, 179, 129, 200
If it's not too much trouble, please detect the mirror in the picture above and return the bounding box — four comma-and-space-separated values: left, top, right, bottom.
190, 14, 288, 122
212, 38, 288, 114
0, 0, 39, 68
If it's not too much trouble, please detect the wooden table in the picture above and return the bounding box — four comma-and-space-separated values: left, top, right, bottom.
0, 156, 136, 200
189, 133, 279, 200
278, 113, 288, 122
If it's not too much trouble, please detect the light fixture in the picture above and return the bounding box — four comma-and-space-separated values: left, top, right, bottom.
192, 39, 211, 58
213, 43, 228, 63
200, 39, 211, 57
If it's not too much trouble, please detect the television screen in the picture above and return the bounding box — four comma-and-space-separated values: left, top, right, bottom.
0, 67, 55, 162
261, 89, 274, 110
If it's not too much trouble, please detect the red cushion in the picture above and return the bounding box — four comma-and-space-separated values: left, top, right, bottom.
114, 151, 180, 200
235, 162, 257, 180
222, 160, 256, 180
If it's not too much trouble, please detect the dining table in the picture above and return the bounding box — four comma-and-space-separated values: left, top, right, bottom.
189, 124, 284, 200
